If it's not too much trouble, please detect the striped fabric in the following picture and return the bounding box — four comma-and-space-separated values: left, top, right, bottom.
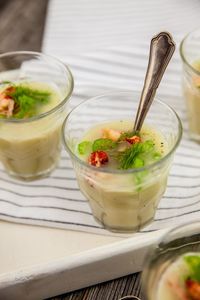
0, 0, 200, 236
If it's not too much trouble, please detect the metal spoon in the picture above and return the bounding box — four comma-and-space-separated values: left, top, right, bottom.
133, 31, 175, 133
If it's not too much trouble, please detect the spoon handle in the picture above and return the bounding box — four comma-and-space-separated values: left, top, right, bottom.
119, 296, 141, 300
133, 32, 175, 132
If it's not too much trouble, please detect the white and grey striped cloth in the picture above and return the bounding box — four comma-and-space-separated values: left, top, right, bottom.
0, 0, 200, 236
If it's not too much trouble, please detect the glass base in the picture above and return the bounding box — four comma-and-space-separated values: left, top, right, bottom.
4, 164, 57, 181
93, 215, 154, 233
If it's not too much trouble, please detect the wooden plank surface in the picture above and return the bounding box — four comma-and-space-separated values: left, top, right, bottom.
49, 273, 142, 300
0, 1, 143, 299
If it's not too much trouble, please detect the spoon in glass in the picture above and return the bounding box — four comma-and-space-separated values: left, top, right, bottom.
119, 33, 175, 300
133, 31, 175, 133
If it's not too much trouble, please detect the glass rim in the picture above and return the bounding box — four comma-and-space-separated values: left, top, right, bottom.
0, 51, 74, 123
180, 27, 200, 76
157, 220, 200, 245
142, 220, 200, 298
62, 91, 183, 175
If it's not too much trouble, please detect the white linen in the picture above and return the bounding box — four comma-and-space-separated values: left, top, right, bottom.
0, 0, 200, 236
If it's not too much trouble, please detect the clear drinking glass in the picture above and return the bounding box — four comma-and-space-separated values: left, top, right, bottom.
180, 28, 200, 141
0, 51, 73, 180
142, 222, 200, 300
62, 91, 182, 232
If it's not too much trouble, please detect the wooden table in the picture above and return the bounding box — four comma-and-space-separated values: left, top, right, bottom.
0, 1, 143, 299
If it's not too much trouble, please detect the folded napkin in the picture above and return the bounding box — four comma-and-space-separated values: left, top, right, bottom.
0, 0, 200, 236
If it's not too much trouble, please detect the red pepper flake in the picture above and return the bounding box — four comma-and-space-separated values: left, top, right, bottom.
125, 135, 141, 144
185, 279, 200, 300
88, 151, 109, 167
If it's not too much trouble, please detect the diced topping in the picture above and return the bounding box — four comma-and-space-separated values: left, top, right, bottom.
125, 135, 141, 144
0, 87, 16, 117
184, 255, 200, 300
78, 125, 163, 173
78, 141, 92, 155
0, 84, 51, 119
88, 151, 109, 167
185, 279, 200, 300
118, 130, 135, 141
184, 255, 200, 282
0, 98, 15, 117
4, 86, 16, 95
102, 128, 121, 141
119, 140, 158, 170
92, 138, 117, 152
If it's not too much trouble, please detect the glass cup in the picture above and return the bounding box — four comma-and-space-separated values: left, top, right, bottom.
180, 28, 200, 141
62, 92, 182, 232
0, 51, 73, 180
142, 222, 200, 300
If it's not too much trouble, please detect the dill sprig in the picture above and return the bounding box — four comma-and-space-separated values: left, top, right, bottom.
119, 143, 142, 170
119, 140, 161, 170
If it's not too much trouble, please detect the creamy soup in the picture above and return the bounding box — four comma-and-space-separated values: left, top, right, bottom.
0, 81, 63, 180
76, 120, 170, 232
157, 253, 200, 300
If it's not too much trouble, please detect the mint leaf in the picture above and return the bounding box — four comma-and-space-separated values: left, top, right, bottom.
78, 141, 92, 155
92, 138, 117, 152
184, 255, 200, 282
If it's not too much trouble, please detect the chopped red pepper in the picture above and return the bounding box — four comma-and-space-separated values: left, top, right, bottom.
126, 135, 141, 144
88, 151, 109, 167
185, 279, 200, 300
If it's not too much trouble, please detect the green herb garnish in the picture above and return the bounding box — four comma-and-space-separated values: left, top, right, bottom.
78, 141, 92, 155
132, 157, 144, 168
119, 143, 142, 170
1, 80, 11, 85
92, 138, 117, 152
141, 140, 154, 152
119, 139, 161, 170
118, 131, 137, 141
6, 85, 51, 118
184, 255, 200, 282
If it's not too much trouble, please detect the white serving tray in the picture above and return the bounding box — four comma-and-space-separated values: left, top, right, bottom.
0, 220, 167, 300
